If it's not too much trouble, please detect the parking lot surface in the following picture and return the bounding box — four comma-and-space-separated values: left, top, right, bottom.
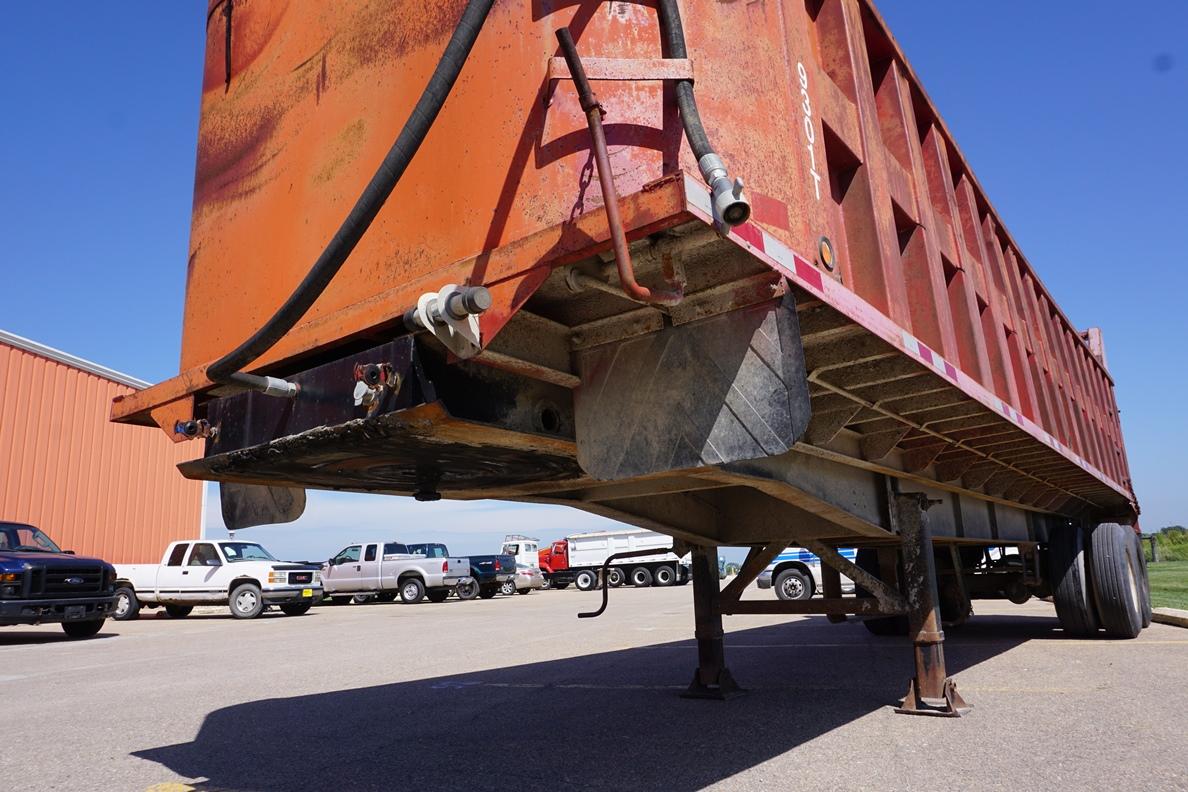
3, 585, 1186, 791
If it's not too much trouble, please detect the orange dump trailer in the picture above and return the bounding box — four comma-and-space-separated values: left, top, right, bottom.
114, 0, 1145, 713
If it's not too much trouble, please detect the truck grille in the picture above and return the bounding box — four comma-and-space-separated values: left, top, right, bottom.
40, 566, 104, 597
288, 571, 314, 585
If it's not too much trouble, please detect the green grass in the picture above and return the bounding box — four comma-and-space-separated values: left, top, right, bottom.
1148, 560, 1188, 611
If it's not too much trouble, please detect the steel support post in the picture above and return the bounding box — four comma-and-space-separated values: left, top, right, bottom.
820, 562, 846, 623
894, 493, 970, 717
682, 545, 743, 699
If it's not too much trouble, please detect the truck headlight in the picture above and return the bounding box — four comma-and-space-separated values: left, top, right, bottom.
267, 571, 286, 584
0, 572, 20, 583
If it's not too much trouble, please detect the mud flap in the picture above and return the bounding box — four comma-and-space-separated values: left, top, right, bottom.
220, 482, 306, 529
574, 292, 810, 480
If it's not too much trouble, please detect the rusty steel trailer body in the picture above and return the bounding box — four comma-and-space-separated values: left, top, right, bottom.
113, 0, 1143, 714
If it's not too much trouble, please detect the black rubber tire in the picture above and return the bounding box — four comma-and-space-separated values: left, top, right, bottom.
855, 549, 909, 637
516, 587, 531, 595
1089, 522, 1143, 639
478, 585, 498, 599
164, 604, 194, 619
653, 565, 676, 586
552, 582, 570, 590
1048, 524, 1100, 637
574, 570, 598, 591
774, 568, 813, 601
399, 578, 426, 604
329, 595, 352, 605
61, 619, 105, 639
1134, 532, 1152, 628
426, 589, 449, 603
113, 586, 140, 621
375, 592, 398, 603
500, 579, 517, 596
606, 568, 625, 588
630, 567, 653, 587
351, 594, 374, 605
280, 602, 312, 616
456, 580, 480, 600
230, 584, 265, 619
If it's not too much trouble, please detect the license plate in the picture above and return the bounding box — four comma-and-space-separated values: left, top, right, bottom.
64, 605, 85, 621
302, 588, 313, 598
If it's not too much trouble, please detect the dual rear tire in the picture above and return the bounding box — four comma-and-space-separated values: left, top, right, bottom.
1051, 522, 1148, 639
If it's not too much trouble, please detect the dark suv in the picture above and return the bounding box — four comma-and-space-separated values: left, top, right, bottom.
0, 521, 117, 638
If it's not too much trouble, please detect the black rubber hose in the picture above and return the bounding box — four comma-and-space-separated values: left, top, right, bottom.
207, 0, 496, 386
656, 0, 712, 161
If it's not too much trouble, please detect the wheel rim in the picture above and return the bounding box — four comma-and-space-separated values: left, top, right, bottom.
502, 582, 515, 595
780, 576, 805, 599
1126, 553, 1140, 617
115, 593, 130, 617
579, 573, 592, 588
403, 583, 419, 600
633, 572, 647, 585
657, 569, 672, 583
236, 590, 258, 612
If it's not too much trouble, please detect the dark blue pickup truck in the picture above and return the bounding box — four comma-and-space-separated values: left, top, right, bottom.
0, 521, 117, 638
406, 543, 514, 600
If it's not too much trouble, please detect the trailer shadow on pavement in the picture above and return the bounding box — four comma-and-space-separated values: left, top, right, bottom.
135, 612, 1066, 791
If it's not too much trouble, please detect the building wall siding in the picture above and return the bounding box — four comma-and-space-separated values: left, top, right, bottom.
0, 340, 203, 564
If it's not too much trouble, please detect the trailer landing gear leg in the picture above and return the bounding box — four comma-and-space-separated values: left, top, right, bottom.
682, 545, 743, 700
894, 493, 970, 718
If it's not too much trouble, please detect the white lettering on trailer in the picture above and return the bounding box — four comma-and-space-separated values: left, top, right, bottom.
797, 62, 822, 201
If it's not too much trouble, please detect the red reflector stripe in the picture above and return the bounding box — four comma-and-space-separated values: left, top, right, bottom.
732, 222, 765, 252
793, 256, 824, 292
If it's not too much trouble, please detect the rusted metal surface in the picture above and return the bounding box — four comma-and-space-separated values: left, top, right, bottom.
893, 492, 970, 717
115, 1, 1138, 542
1, 333, 204, 565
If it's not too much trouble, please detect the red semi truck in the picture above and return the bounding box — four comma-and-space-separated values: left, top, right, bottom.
539, 529, 691, 590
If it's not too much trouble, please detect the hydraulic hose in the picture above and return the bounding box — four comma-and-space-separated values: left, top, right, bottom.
206, 0, 497, 392
656, 0, 750, 227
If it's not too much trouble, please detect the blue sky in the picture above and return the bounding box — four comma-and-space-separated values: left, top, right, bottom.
1, 3, 1184, 560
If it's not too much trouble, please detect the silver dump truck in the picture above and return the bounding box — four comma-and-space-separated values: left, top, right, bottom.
321, 541, 469, 604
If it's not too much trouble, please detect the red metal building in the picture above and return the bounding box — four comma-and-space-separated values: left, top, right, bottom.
1, 330, 204, 563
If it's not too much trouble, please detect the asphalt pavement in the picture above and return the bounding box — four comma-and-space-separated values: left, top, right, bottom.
2, 585, 1186, 791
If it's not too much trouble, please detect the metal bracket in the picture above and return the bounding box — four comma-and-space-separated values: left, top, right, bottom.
801, 538, 908, 614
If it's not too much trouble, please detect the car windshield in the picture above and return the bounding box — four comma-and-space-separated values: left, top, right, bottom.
0, 523, 62, 553
220, 542, 277, 562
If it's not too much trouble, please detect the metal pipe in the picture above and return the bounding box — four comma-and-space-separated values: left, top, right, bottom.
555, 28, 683, 306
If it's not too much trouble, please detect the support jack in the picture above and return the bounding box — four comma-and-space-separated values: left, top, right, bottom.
896, 677, 970, 717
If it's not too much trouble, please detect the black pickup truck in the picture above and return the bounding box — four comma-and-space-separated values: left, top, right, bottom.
406, 543, 514, 600
0, 521, 117, 638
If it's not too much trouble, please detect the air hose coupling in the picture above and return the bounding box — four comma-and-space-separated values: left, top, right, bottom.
698, 153, 750, 229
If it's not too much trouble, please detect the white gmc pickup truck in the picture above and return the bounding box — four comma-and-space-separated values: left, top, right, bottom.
113, 540, 323, 620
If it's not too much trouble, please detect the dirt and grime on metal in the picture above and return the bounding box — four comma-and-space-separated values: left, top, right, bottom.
3, 586, 1185, 791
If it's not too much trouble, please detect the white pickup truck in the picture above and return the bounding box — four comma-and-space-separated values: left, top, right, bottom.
113, 540, 323, 620
322, 541, 469, 604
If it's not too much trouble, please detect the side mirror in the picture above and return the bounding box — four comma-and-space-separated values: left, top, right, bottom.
63, 550, 76, 555
329, 557, 339, 566
205, 558, 222, 567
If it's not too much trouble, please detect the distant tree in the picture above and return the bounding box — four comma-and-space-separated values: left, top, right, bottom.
1159, 525, 1186, 535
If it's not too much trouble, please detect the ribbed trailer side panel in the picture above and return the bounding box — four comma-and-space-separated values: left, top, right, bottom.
112, 0, 1134, 522
1, 336, 204, 564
